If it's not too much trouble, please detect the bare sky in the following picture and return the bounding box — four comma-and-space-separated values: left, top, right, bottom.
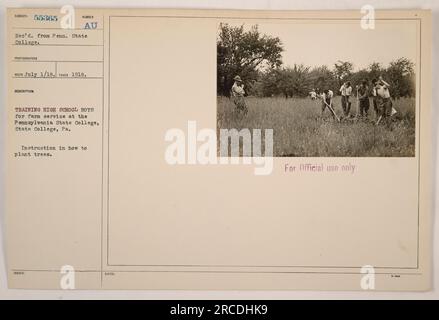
228, 20, 418, 71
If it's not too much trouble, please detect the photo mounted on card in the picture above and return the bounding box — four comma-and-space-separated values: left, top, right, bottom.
5, 8, 432, 290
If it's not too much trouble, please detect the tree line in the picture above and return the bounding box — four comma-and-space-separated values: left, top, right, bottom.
217, 23, 415, 99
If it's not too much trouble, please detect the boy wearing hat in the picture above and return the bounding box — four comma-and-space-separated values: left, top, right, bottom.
231, 75, 248, 114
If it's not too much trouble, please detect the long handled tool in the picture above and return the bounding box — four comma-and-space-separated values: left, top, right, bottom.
322, 99, 340, 122
376, 115, 383, 125
355, 86, 360, 118
376, 107, 397, 125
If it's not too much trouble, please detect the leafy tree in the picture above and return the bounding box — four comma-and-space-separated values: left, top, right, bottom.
309, 65, 337, 93
217, 23, 283, 96
349, 68, 370, 94
384, 58, 415, 98
287, 64, 311, 97
256, 64, 312, 98
367, 62, 383, 81
217, 25, 416, 100
333, 60, 354, 87
258, 69, 283, 97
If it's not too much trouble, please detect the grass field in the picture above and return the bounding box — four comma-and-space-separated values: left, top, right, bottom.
217, 96, 416, 157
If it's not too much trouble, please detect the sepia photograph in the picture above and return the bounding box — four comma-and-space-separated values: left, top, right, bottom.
217, 21, 417, 157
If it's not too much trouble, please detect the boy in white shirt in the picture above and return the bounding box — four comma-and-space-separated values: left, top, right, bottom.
231, 75, 248, 114
375, 76, 392, 118
320, 89, 334, 117
339, 81, 352, 116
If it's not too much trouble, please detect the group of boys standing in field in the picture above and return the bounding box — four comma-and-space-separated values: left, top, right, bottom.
230, 74, 394, 124
310, 76, 393, 123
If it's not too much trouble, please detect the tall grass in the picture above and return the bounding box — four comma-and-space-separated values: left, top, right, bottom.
217, 96, 415, 157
